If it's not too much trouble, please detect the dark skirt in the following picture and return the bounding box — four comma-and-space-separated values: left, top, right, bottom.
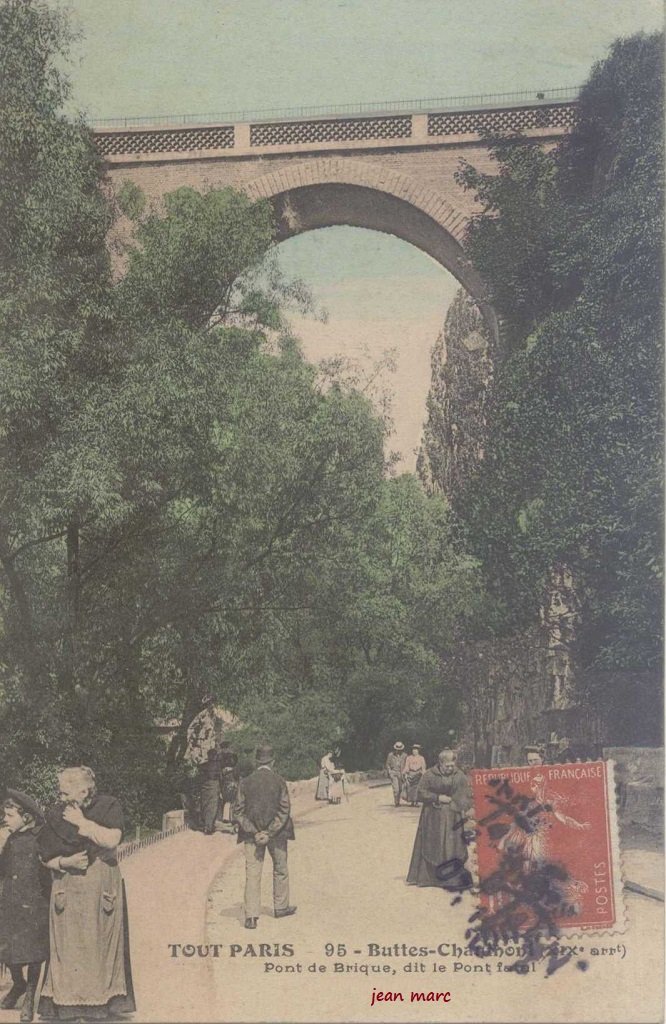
220, 776, 238, 806
404, 771, 423, 804
200, 779, 220, 829
406, 806, 471, 890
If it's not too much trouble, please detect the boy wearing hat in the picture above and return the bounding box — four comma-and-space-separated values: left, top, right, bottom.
232, 746, 296, 929
385, 742, 407, 806
0, 790, 51, 1022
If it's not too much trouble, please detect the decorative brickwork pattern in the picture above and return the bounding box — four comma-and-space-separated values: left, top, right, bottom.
96, 124, 235, 158
428, 102, 576, 137
245, 156, 466, 241
250, 115, 412, 147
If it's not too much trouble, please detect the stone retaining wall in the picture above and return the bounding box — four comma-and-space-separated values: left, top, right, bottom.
604, 746, 664, 843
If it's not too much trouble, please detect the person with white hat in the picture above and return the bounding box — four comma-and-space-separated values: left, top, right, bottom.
385, 742, 407, 806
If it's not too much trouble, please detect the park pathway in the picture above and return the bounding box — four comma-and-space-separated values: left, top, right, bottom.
0, 782, 661, 1022
203, 785, 664, 1024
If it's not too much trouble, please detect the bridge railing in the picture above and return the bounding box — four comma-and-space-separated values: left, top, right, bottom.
91, 85, 580, 131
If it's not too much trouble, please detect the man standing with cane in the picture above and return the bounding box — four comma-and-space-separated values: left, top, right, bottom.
233, 746, 296, 929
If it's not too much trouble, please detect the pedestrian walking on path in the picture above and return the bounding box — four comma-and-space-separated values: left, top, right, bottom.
233, 746, 296, 929
184, 694, 220, 830
219, 741, 240, 824
403, 745, 427, 806
407, 748, 473, 890
200, 746, 222, 835
315, 750, 335, 802
385, 742, 407, 806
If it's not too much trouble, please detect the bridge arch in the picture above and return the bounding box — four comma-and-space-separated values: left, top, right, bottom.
244, 158, 499, 344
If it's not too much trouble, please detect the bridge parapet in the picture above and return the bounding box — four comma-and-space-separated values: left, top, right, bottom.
94, 93, 578, 164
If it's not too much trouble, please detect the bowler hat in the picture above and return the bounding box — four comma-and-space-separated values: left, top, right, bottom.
5, 788, 44, 823
256, 745, 274, 765
393, 741, 405, 751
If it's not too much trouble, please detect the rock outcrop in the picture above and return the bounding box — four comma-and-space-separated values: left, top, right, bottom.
417, 288, 493, 499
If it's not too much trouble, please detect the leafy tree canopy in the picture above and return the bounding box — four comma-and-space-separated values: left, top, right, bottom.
454, 32, 663, 671
0, 0, 488, 818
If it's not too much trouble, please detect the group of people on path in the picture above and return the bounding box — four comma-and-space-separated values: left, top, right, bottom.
0, 723, 588, 1020
184, 694, 250, 834
0, 768, 134, 1023
183, 697, 298, 931
385, 741, 427, 806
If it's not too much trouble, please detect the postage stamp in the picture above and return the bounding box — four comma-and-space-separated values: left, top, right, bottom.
471, 761, 624, 936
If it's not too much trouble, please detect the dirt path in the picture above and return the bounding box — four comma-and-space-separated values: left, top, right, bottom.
0, 783, 661, 1022
203, 784, 664, 1023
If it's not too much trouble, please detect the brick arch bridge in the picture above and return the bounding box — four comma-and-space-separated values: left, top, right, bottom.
243, 157, 497, 333
98, 92, 577, 343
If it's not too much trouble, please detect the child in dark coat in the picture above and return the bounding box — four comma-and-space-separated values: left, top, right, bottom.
0, 789, 51, 1022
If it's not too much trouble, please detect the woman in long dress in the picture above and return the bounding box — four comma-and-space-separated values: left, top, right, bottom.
37, 766, 135, 1021
327, 760, 347, 804
406, 749, 473, 890
402, 745, 427, 806
315, 751, 335, 801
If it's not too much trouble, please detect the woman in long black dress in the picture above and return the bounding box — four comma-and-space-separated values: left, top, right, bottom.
406, 749, 473, 890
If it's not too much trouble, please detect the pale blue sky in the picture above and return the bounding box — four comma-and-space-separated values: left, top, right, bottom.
66, 0, 662, 121
63, 0, 662, 468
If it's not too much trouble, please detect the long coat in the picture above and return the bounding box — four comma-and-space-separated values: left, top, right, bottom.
0, 827, 51, 965
406, 766, 473, 889
234, 767, 295, 843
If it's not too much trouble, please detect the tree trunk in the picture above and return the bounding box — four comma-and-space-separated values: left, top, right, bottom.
0, 531, 34, 644
63, 515, 80, 689
166, 690, 201, 768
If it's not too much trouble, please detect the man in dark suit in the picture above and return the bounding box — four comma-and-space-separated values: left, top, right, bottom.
232, 746, 296, 929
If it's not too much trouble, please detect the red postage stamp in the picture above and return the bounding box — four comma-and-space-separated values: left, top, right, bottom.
471, 761, 624, 934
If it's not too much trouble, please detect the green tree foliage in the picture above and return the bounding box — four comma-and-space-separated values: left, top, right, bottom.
454, 33, 663, 673
230, 474, 492, 774
0, 0, 488, 818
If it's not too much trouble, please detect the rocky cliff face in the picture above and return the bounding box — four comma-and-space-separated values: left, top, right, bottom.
417, 288, 493, 499
421, 291, 661, 763
420, 290, 613, 763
